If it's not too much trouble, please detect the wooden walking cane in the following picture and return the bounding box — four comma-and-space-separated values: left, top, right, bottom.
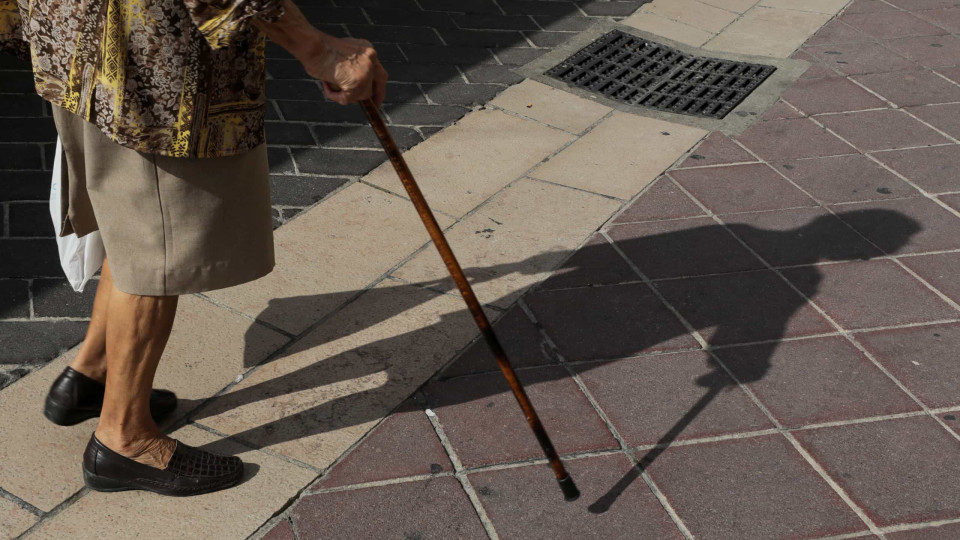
359, 99, 580, 502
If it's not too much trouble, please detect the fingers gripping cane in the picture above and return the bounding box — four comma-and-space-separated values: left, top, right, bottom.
359, 100, 580, 502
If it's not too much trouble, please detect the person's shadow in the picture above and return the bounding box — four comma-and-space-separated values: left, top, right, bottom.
191, 209, 919, 509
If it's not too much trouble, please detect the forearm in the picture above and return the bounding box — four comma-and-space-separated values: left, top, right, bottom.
252, 0, 326, 64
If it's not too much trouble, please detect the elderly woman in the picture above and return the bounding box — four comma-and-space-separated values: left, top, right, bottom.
2, 0, 387, 496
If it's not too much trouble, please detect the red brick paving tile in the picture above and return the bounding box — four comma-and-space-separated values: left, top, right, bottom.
647, 435, 866, 540
607, 217, 765, 279
538, 234, 637, 290
888, 0, 960, 10
677, 132, 756, 168
872, 145, 960, 194
794, 416, 960, 527
773, 154, 918, 204
717, 336, 920, 427
526, 284, 699, 361
804, 42, 918, 76
942, 412, 960, 435
760, 99, 805, 120
840, 11, 947, 39
723, 208, 882, 267
670, 163, 819, 214
612, 176, 706, 223
441, 306, 557, 378
913, 7, 960, 32
471, 454, 684, 540
797, 62, 845, 81
854, 69, 960, 107
653, 270, 835, 345
261, 520, 295, 540
884, 34, 960, 69
736, 118, 856, 160
940, 192, 960, 209
314, 409, 452, 488
905, 103, 960, 140
575, 352, 773, 447
887, 522, 960, 540
845, 0, 899, 12
933, 65, 960, 86
833, 197, 960, 254
782, 77, 887, 116
805, 18, 872, 46
859, 323, 960, 408
293, 477, 488, 539
424, 367, 617, 467
782, 259, 956, 329
817, 109, 950, 152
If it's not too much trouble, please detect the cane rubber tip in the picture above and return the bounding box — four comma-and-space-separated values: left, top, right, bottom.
558, 476, 580, 502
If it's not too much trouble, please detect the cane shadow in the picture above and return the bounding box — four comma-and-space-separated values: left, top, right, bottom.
194, 210, 919, 500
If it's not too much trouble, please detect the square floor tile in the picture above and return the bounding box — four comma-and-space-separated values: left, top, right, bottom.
773, 154, 918, 204
613, 177, 706, 224
723, 208, 882, 267
471, 454, 684, 540
647, 435, 866, 539
887, 522, 960, 540
873, 145, 960, 194
804, 42, 919, 75
608, 218, 765, 279
575, 352, 773, 447
818, 109, 951, 152
888, 0, 960, 9
441, 306, 558, 378
859, 322, 960, 408
795, 416, 960, 526
782, 77, 888, 116
537, 234, 638, 291
884, 34, 960, 69
424, 367, 617, 467
677, 132, 756, 168
846, 0, 899, 12
717, 336, 920, 427
840, 11, 947, 39
526, 284, 699, 361
905, 103, 960, 139
653, 270, 835, 346
760, 99, 806, 120
782, 259, 956, 329
316, 408, 452, 488
933, 65, 960, 85
941, 192, 960, 209
914, 6, 960, 32
833, 197, 960, 254
736, 118, 857, 160
805, 18, 872, 46
293, 477, 488, 539
670, 163, 819, 214
854, 69, 960, 107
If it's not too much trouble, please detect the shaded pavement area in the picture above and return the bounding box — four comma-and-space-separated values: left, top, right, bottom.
258, 1, 960, 538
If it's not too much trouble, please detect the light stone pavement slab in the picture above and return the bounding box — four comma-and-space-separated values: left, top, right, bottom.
701, 0, 760, 13
193, 280, 479, 469
24, 426, 315, 540
206, 182, 453, 336
393, 178, 622, 309
530, 112, 707, 200
366, 109, 576, 218
622, 12, 716, 47
639, 0, 741, 33
705, 6, 833, 57
489, 80, 613, 135
0, 295, 287, 513
758, 0, 851, 14
0, 497, 37, 538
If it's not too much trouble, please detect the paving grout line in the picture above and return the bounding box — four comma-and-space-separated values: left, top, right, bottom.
423, 405, 501, 540
517, 299, 696, 539
13, 484, 90, 540
0, 486, 43, 518
604, 179, 890, 536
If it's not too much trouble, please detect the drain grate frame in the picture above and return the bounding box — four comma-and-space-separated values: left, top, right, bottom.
546, 30, 777, 119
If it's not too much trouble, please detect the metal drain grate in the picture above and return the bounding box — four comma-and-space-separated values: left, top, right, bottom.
547, 30, 776, 119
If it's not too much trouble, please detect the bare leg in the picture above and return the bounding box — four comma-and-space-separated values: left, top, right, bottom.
68, 259, 115, 383
93, 280, 179, 469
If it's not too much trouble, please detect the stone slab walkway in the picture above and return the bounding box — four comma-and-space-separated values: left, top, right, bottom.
5, 0, 960, 538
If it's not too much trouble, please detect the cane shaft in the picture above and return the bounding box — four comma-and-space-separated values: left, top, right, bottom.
360, 100, 578, 501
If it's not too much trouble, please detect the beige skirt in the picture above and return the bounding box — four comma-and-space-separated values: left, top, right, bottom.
51, 106, 275, 296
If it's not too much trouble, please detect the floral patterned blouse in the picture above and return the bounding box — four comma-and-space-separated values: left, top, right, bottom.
0, 0, 284, 158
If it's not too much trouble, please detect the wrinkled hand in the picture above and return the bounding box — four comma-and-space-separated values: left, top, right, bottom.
302, 35, 388, 108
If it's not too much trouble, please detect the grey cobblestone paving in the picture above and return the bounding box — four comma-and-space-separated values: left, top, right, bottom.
0, 0, 646, 390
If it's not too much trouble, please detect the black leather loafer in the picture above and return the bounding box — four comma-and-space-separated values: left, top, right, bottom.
82, 435, 244, 496
44, 367, 178, 426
